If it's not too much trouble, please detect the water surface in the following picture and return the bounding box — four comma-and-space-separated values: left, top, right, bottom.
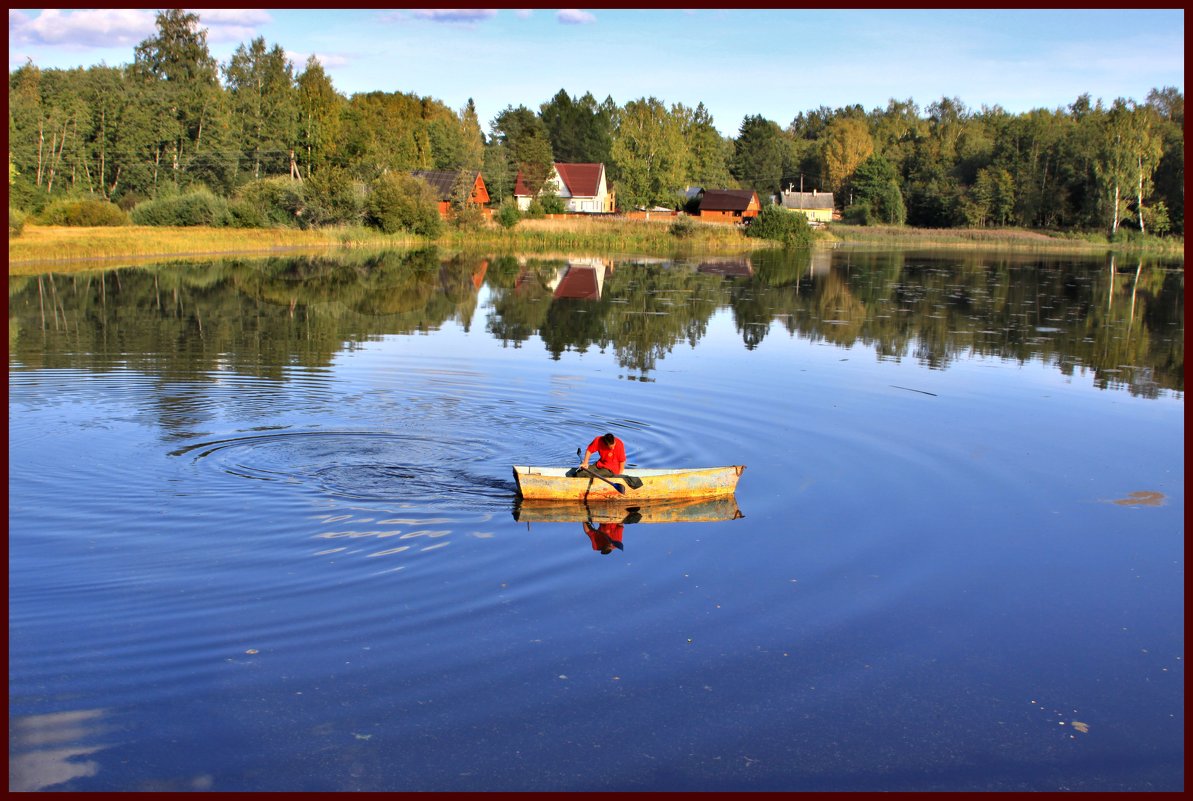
9, 247, 1183, 791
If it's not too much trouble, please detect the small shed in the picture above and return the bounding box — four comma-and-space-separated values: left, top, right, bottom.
697, 189, 761, 222
776, 189, 835, 225
411, 169, 490, 217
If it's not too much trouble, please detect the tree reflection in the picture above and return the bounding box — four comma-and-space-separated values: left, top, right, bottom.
8, 247, 1183, 397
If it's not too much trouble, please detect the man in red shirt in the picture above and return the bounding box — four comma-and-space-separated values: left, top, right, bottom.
579, 432, 626, 477
582, 521, 624, 554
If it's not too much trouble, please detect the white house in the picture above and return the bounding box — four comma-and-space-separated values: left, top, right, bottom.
513, 163, 616, 213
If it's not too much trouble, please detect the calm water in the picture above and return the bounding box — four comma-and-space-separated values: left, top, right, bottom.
9, 247, 1184, 791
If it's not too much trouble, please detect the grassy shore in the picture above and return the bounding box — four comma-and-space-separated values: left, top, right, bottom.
825, 223, 1185, 256
8, 217, 1184, 274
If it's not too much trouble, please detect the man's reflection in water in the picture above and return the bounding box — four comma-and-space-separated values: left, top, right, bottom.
582, 521, 624, 554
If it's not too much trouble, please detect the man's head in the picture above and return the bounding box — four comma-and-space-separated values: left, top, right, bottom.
602, 432, 616, 447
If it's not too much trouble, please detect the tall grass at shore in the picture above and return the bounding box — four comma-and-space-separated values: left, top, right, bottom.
827, 223, 1184, 255
443, 215, 759, 254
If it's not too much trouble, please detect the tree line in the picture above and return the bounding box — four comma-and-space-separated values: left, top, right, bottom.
8, 10, 1184, 236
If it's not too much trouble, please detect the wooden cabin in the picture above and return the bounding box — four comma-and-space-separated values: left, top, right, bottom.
696, 189, 761, 223
514, 163, 615, 213
410, 169, 490, 218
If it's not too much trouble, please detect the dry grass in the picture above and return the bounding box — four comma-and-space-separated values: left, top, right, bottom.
8, 225, 351, 271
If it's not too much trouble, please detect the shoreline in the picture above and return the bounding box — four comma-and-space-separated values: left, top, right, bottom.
8, 219, 1183, 274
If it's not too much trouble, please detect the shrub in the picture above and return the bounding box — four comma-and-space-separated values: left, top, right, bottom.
131, 189, 229, 227
669, 214, 696, 238
37, 197, 128, 227
224, 199, 268, 228
305, 167, 366, 226
495, 198, 521, 229
232, 176, 309, 228
365, 172, 442, 237
539, 192, 566, 214
745, 203, 814, 247
843, 202, 875, 226
451, 203, 487, 230
524, 198, 546, 219
9, 206, 26, 237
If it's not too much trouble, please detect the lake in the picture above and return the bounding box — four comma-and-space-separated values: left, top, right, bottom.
8, 246, 1184, 791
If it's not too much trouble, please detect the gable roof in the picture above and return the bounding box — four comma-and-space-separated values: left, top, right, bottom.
411, 169, 479, 202
778, 190, 834, 210
554, 163, 604, 198
698, 189, 759, 212
514, 162, 605, 198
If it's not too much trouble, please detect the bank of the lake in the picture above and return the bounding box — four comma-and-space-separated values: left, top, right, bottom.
8, 217, 1182, 274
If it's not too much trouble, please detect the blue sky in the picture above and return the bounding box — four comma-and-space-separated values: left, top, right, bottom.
8, 8, 1185, 137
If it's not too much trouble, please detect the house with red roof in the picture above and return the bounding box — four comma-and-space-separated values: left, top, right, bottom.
513, 163, 616, 214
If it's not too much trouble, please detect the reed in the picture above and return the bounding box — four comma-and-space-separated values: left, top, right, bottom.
9, 217, 766, 271
826, 223, 1184, 255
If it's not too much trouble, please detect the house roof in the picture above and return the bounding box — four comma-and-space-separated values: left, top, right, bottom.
778, 191, 834, 210
514, 162, 605, 198
410, 170, 479, 202
698, 189, 759, 212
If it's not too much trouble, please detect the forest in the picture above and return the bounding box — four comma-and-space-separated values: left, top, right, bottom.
8, 10, 1185, 238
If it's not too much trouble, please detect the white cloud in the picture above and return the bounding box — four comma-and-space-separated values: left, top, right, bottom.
194, 9, 272, 44
193, 9, 273, 26
515, 9, 534, 19
287, 50, 351, 70
8, 8, 157, 48
557, 9, 596, 25
411, 9, 499, 23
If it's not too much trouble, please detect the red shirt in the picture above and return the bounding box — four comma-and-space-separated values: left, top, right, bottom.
584, 522, 624, 551
587, 436, 626, 472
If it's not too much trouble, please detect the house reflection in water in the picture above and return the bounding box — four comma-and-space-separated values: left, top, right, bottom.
549, 258, 611, 300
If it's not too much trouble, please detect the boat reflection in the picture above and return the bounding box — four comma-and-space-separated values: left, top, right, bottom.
513, 495, 744, 524
514, 496, 743, 556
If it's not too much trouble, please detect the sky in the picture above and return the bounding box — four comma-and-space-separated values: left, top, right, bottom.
8, 8, 1185, 137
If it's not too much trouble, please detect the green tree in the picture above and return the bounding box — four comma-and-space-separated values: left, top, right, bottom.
491, 105, 554, 197
295, 56, 344, 178
732, 114, 786, 195
611, 97, 688, 208
131, 9, 228, 191
822, 117, 874, 194
223, 37, 299, 182
679, 102, 733, 188
848, 154, 906, 224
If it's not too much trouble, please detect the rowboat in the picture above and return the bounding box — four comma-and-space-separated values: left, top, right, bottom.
511, 465, 745, 501
514, 495, 744, 524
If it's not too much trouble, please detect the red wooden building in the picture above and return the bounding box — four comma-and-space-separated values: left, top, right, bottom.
410, 170, 490, 218
696, 189, 761, 223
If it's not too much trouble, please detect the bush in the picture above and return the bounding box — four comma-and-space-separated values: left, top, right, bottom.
305, 168, 366, 227
9, 206, 26, 237
745, 203, 814, 247
365, 172, 442, 237
669, 214, 696, 238
539, 193, 566, 214
843, 202, 875, 226
495, 198, 521, 229
131, 189, 229, 227
36, 197, 128, 227
233, 177, 309, 228
224, 199, 268, 228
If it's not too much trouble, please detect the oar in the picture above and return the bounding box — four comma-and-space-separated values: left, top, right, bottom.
576, 465, 626, 494
575, 447, 643, 491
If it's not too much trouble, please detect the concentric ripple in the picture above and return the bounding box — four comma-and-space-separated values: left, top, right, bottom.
171, 430, 512, 508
